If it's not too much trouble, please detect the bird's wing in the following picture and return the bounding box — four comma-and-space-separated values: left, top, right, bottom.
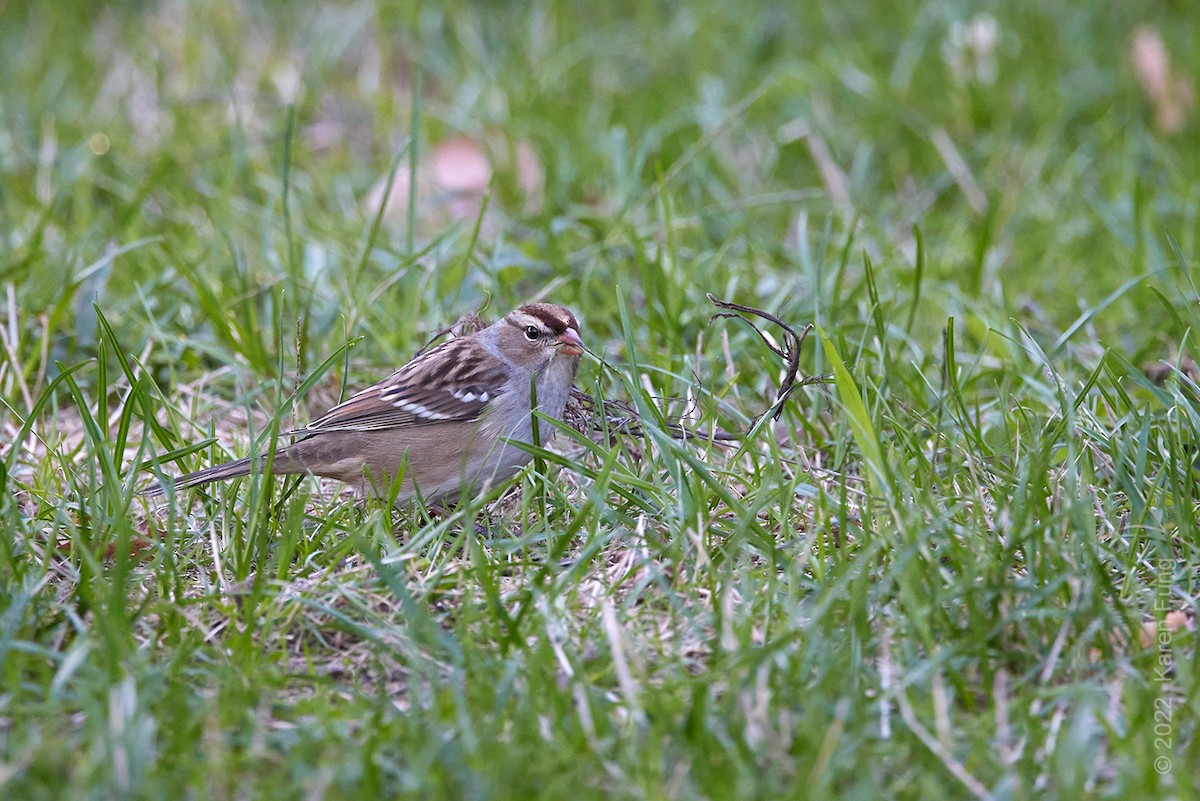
304, 337, 509, 432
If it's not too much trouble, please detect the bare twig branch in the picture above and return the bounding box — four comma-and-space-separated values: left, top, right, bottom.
706, 293, 825, 423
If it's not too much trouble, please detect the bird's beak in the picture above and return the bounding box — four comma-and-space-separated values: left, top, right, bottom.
556, 328, 584, 357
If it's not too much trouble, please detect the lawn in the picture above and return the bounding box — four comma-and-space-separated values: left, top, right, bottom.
1, 1, 1197, 798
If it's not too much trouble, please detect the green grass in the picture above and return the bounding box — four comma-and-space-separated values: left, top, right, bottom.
2, 1, 1198, 798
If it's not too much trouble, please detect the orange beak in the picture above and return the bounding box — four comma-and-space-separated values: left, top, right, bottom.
556, 327, 584, 357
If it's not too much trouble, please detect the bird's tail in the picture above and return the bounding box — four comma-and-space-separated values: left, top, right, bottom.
143, 451, 303, 498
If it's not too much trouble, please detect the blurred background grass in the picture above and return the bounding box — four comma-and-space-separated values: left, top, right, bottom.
3, 0, 1196, 363
1, 0, 1197, 799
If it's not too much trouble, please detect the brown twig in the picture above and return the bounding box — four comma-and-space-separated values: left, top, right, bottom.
706, 293, 824, 424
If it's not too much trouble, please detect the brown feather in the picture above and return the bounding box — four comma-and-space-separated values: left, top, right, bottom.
306, 336, 508, 431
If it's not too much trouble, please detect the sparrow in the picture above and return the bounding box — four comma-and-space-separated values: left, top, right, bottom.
145, 303, 584, 503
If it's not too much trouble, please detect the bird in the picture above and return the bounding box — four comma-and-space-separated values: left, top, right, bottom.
145, 303, 584, 503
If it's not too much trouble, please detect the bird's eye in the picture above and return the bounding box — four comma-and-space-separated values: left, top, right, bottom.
524, 325, 540, 341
